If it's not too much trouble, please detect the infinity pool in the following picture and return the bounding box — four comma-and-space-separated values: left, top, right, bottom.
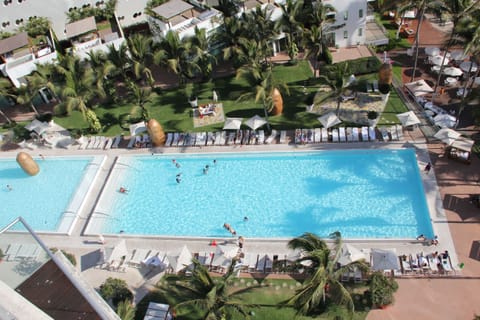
89, 150, 433, 239
0, 156, 103, 233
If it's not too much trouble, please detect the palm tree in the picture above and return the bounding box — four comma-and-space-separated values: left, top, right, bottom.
116, 300, 135, 320
127, 34, 155, 86
106, 43, 131, 81
276, 0, 304, 63
86, 50, 114, 96
186, 27, 217, 81
127, 80, 152, 122
0, 78, 15, 124
26, 62, 61, 103
158, 259, 257, 319
56, 54, 103, 132
433, 0, 480, 93
283, 232, 369, 318
16, 84, 40, 116
317, 62, 350, 115
215, 0, 241, 19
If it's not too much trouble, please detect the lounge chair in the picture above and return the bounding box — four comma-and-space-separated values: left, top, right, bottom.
369, 127, 377, 141
294, 129, 302, 144
111, 135, 121, 149
94, 136, 106, 149
226, 132, 235, 145
265, 130, 278, 144
87, 136, 98, 149
242, 130, 250, 145
361, 127, 369, 141
165, 133, 173, 147
390, 126, 399, 140
13, 243, 40, 260
172, 133, 180, 146
177, 133, 186, 146
379, 127, 390, 141
346, 127, 353, 142
279, 130, 288, 144
257, 130, 265, 144
331, 128, 339, 142
400, 256, 412, 274
338, 127, 346, 142
127, 136, 136, 149
5, 243, 22, 261
218, 131, 227, 145
206, 132, 215, 145
314, 128, 321, 143
396, 124, 404, 140
352, 127, 360, 142
373, 80, 379, 92
367, 82, 373, 93
104, 137, 113, 150
196, 132, 207, 146
128, 248, 152, 268
321, 128, 329, 142
306, 129, 314, 144
78, 136, 90, 150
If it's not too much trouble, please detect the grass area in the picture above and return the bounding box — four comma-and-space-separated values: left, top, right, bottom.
134, 278, 369, 320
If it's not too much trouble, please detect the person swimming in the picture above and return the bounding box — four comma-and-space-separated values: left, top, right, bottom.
176, 177, 182, 183
119, 187, 128, 193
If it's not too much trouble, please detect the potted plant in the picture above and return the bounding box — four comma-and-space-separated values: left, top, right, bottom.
367, 110, 379, 126
369, 272, 399, 309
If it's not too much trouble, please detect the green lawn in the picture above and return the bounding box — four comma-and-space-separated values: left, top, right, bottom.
134, 278, 369, 320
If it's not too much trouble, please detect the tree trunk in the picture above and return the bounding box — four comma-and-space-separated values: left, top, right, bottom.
0, 109, 12, 124
433, 31, 455, 93
30, 103, 40, 116
410, 6, 425, 82
455, 67, 478, 128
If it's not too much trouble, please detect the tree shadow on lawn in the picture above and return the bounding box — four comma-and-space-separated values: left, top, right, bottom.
152, 90, 191, 115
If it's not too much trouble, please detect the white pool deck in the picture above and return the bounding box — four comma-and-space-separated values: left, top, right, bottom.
0, 131, 459, 304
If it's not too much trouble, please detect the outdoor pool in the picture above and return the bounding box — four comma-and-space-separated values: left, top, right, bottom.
88, 149, 434, 239
0, 155, 104, 233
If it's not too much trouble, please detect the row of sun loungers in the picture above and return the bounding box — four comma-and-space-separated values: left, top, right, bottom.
4, 243, 41, 261
163, 130, 288, 147
399, 252, 455, 276
77, 135, 123, 150
294, 125, 404, 144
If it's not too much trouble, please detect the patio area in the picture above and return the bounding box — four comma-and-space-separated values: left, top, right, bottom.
192, 103, 225, 128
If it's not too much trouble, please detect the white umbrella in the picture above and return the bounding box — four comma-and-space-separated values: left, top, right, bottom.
442, 67, 463, 77
371, 248, 400, 271
429, 55, 449, 66
396, 111, 420, 127
459, 61, 478, 73
424, 47, 440, 56
244, 115, 267, 130
223, 117, 243, 130
318, 112, 342, 129
211, 253, 232, 268
103, 239, 128, 262
25, 119, 49, 135
338, 243, 367, 266
434, 114, 457, 128
449, 50, 467, 61
167, 245, 192, 273
129, 121, 147, 136
404, 80, 434, 97
434, 128, 461, 145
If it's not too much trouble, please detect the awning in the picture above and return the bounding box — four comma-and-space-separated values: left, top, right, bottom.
451, 137, 474, 152
404, 80, 434, 97
396, 111, 420, 127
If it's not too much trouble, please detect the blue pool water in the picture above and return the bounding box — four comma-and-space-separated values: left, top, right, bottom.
95, 150, 433, 239
0, 156, 95, 232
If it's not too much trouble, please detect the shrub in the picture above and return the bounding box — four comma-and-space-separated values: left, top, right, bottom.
378, 83, 391, 94
369, 272, 398, 308
50, 247, 77, 266
367, 111, 378, 120
99, 277, 133, 307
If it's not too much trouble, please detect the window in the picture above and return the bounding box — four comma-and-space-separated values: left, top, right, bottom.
344, 11, 348, 20
344, 31, 348, 39
358, 28, 363, 36
359, 9, 363, 18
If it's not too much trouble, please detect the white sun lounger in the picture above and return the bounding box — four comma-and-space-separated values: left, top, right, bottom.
177, 133, 186, 146
361, 127, 369, 141
171, 133, 179, 146
321, 128, 328, 142
5, 243, 22, 261
104, 137, 113, 150
346, 127, 353, 142
226, 132, 235, 145
265, 129, 278, 144
111, 135, 122, 148
280, 130, 288, 144
352, 127, 360, 142
373, 80, 379, 92
87, 136, 98, 149
380, 127, 390, 141
127, 136, 136, 149
338, 127, 346, 142
186, 133, 196, 146
369, 127, 377, 141
165, 133, 173, 146
205, 132, 213, 145
94, 136, 105, 149
257, 130, 265, 144
294, 129, 302, 144
306, 129, 314, 144
79, 136, 90, 150
314, 128, 321, 143
196, 132, 207, 146
396, 124, 404, 140
390, 126, 399, 140
128, 248, 152, 268
331, 128, 339, 142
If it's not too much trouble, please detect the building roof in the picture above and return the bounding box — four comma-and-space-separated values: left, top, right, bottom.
0, 32, 29, 55
152, 0, 194, 19
65, 16, 97, 39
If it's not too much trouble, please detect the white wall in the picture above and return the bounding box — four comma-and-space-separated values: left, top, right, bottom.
327, 0, 367, 48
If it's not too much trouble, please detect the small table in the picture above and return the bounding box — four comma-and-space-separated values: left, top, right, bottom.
445, 77, 457, 86
431, 65, 441, 73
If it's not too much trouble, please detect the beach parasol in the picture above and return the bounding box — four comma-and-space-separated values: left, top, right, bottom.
434, 114, 457, 128
318, 112, 342, 129
433, 128, 461, 145
424, 47, 440, 56
429, 55, 449, 66
371, 248, 400, 271
396, 111, 420, 127
449, 50, 467, 61
338, 243, 367, 266
223, 117, 242, 130
442, 67, 463, 77
244, 115, 267, 130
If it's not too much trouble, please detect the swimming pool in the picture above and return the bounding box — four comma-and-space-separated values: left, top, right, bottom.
0, 155, 104, 233
89, 149, 433, 239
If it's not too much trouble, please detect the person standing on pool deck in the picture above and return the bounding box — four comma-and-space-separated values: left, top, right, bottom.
424, 162, 431, 174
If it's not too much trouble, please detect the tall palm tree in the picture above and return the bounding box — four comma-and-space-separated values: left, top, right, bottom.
283, 232, 369, 318
186, 27, 217, 81
106, 43, 131, 81
276, 0, 304, 62
86, 50, 114, 96
56, 54, 103, 132
15, 84, 40, 116
433, 0, 480, 93
215, 16, 247, 67
127, 81, 152, 122
0, 78, 15, 124
317, 62, 350, 115
26, 62, 61, 103
127, 34, 155, 86
116, 300, 135, 320
158, 259, 257, 319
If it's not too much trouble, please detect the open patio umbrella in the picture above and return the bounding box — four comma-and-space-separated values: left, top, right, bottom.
223, 117, 242, 130
442, 67, 463, 77
338, 243, 367, 266
449, 50, 467, 61
433, 128, 461, 145
429, 55, 449, 66
244, 115, 267, 130
370, 248, 399, 271
129, 121, 147, 136
396, 111, 420, 127
167, 245, 192, 273
434, 114, 457, 128
404, 80, 434, 97
459, 61, 478, 73
318, 112, 342, 129
216, 244, 239, 259
424, 47, 440, 56
25, 119, 49, 135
